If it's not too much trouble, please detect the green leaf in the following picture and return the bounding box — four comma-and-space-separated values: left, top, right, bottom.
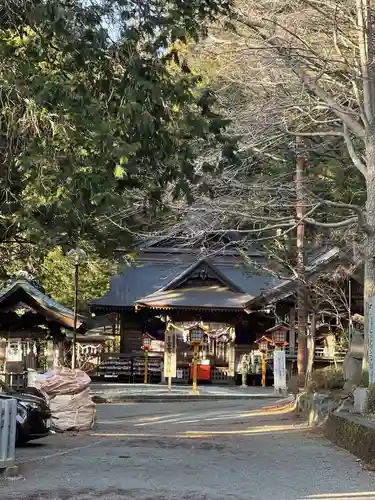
0, 0, 234, 260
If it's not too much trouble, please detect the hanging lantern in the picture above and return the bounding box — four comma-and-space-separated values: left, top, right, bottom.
273, 329, 287, 344
258, 340, 268, 353
141, 334, 152, 351
266, 324, 289, 346
188, 326, 204, 344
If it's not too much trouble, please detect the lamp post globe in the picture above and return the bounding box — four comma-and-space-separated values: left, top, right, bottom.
67, 248, 87, 266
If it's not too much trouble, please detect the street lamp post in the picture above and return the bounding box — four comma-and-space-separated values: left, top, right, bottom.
188, 326, 203, 394
141, 334, 152, 384
258, 340, 268, 388
67, 248, 87, 370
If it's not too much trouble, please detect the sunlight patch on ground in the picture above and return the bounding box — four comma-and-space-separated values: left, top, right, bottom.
92, 432, 209, 438
128, 409, 295, 427
93, 423, 306, 438
182, 423, 307, 436
134, 416, 194, 426
134, 413, 184, 423
305, 493, 375, 499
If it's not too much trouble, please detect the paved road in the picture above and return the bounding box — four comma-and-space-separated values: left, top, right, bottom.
2, 400, 375, 500
90, 383, 278, 397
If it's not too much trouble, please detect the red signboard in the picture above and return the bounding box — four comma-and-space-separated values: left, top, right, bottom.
190, 364, 211, 381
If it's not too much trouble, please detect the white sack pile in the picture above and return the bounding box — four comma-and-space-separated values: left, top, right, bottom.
36, 367, 96, 432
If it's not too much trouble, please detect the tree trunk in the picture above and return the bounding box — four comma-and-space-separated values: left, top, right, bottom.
296, 138, 308, 381
364, 131, 375, 382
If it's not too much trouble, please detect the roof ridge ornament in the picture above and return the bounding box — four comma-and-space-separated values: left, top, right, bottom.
199, 268, 208, 280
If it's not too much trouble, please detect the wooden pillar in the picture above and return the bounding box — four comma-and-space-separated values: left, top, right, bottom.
0, 338, 5, 375
289, 307, 296, 354
46, 340, 55, 369
228, 326, 236, 381
120, 315, 126, 352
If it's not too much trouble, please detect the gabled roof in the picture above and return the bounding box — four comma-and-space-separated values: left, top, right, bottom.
0, 280, 85, 329
136, 285, 251, 311
157, 259, 244, 293
91, 256, 282, 311
266, 324, 290, 334
92, 243, 355, 313
90, 263, 188, 310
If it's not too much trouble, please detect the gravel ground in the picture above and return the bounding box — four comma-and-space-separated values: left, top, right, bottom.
2, 400, 375, 500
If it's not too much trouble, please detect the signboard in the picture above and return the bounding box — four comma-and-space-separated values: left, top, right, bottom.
227, 327, 236, 377
5, 342, 22, 362
150, 340, 164, 352
99, 353, 162, 380
164, 352, 177, 378
273, 349, 287, 392
99, 354, 132, 378
164, 329, 177, 378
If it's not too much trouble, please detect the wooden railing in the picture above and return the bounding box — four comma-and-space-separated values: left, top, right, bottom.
317, 346, 347, 361
269, 345, 348, 361
0, 372, 27, 391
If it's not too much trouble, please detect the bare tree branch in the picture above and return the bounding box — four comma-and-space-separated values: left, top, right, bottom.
232, 9, 366, 139
343, 124, 367, 178
304, 216, 358, 228
285, 128, 344, 138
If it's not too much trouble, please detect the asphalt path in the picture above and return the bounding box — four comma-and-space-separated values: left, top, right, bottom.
2, 400, 375, 500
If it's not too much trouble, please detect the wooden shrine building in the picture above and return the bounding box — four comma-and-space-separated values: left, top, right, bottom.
90, 240, 285, 383
91, 239, 363, 383
0, 279, 97, 381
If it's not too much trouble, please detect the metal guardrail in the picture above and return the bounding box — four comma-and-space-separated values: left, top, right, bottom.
0, 399, 17, 470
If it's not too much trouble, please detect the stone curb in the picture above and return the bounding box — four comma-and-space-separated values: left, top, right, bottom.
0, 465, 20, 479
324, 412, 375, 463
92, 393, 283, 403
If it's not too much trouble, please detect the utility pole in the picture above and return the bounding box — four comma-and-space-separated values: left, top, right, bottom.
295, 137, 308, 382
